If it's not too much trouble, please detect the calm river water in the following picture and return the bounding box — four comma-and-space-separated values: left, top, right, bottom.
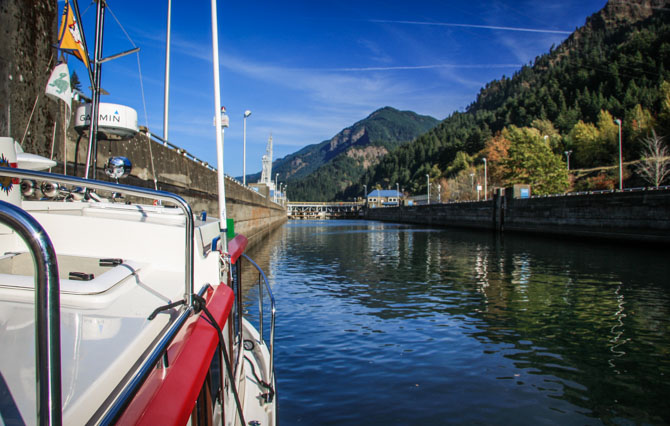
245, 220, 670, 425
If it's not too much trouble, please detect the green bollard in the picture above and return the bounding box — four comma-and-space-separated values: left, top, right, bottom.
226, 218, 235, 239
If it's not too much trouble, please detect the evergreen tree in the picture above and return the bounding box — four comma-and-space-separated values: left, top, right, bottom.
70, 71, 82, 92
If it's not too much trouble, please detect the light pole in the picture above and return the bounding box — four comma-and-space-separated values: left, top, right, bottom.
564, 150, 572, 171
482, 158, 487, 201
614, 118, 623, 190
243, 110, 251, 185
426, 174, 430, 205
275, 173, 279, 202
396, 182, 400, 205
470, 172, 475, 200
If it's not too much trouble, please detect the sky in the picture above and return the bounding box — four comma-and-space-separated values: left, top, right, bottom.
60, 0, 607, 179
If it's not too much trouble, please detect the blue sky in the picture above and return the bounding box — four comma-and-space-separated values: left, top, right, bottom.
62, 0, 607, 178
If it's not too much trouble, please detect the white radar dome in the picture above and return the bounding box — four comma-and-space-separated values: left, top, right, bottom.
74, 103, 139, 140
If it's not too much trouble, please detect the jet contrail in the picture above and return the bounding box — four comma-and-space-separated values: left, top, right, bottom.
370, 19, 572, 35
334, 64, 522, 72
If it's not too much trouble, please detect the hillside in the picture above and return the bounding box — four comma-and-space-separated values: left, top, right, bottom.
344, 0, 670, 200
247, 107, 438, 201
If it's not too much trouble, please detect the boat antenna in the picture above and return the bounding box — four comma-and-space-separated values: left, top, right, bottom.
84, 0, 106, 179
164, 0, 172, 141
82, 1, 140, 180
210, 0, 228, 252
69, 0, 95, 87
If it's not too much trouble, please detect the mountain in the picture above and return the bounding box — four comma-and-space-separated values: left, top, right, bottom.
348, 0, 670, 199
246, 107, 439, 201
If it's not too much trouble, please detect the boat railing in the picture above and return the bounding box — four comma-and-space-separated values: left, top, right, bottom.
97, 284, 212, 424
0, 200, 62, 425
241, 253, 276, 384
0, 167, 196, 305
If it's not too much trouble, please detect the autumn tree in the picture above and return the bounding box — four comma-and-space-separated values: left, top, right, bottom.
500, 126, 569, 195
530, 118, 563, 153
569, 110, 619, 168
481, 132, 510, 187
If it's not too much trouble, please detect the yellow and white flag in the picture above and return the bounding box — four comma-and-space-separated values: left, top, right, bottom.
58, 1, 89, 67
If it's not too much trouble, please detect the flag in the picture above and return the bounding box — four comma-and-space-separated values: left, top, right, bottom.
58, 1, 89, 67
45, 63, 73, 110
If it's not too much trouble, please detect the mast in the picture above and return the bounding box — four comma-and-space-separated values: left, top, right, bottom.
84, 0, 106, 180
163, 0, 171, 141
210, 0, 228, 248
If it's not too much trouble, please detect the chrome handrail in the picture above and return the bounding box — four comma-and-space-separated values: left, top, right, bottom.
0, 200, 62, 426
0, 167, 195, 305
241, 253, 275, 385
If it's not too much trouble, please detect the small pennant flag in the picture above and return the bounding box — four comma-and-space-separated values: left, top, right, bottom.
45, 63, 72, 109
58, 1, 89, 67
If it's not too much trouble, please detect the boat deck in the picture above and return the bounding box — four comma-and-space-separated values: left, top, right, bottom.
0, 200, 221, 424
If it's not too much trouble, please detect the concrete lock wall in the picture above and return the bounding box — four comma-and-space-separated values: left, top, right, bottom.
57, 129, 288, 243
366, 189, 670, 244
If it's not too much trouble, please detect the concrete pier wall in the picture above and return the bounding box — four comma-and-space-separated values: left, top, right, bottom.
366, 189, 670, 244
65, 130, 287, 242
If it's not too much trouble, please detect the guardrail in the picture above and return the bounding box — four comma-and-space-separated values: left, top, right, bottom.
0, 167, 195, 305
0, 200, 62, 425
146, 130, 284, 204
241, 253, 276, 388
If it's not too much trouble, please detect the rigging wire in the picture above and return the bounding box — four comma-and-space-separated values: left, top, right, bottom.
106, 3, 159, 190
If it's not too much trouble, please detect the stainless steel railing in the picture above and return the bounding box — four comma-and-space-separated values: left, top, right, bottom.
241, 253, 276, 386
0, 200, 62, 426
0, 167, 195, 305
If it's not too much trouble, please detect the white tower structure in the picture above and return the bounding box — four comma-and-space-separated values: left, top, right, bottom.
259, 134, 274, 189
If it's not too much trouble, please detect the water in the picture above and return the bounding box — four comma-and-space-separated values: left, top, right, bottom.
244, 220, 670, 425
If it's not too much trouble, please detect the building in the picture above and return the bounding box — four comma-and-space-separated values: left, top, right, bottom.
366, 189, 403, 208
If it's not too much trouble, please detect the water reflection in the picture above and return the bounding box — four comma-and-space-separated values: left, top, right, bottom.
249, 220, 670, 424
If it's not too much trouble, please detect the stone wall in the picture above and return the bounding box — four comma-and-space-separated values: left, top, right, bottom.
366, 189, 670, 244
0, 0, 58, 155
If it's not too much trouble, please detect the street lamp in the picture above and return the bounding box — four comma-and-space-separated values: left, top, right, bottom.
275, 173, 279, 202
426, 174, 430, 205
482, 158, 487, 201
564, 150, 572, 170
279, 183, 284, 205
614, 118, 623, 190
243, 110, 251, 185
396, 182, 400, 205
470, 172, 475, 200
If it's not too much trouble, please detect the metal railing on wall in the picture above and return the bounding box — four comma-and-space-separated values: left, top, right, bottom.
145, 130, 287, 205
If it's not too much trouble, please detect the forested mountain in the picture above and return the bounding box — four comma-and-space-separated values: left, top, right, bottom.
338, 0, 670, 201
254, 107, 438, 201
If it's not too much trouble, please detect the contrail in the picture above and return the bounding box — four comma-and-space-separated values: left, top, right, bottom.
333, 64, 522, 72
370, 19, 572, 35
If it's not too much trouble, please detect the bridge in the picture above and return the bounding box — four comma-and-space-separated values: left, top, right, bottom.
287, 201, 364, 219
